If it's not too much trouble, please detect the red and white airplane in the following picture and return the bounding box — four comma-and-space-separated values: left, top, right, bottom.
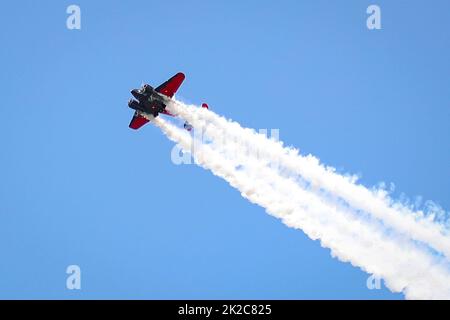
127, 72, 208, 130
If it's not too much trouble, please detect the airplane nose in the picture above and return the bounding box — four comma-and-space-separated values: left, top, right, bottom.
131, 89, 141, 99
128, 98, 140, 110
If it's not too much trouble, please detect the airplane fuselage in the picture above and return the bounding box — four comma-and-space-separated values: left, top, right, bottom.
127, 73, 189, 130
128, 85, 168, 117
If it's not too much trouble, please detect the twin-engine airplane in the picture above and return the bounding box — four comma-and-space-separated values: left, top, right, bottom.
128, 72, 208, 130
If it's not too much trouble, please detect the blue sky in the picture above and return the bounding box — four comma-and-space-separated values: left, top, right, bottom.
0, 1, 448, 299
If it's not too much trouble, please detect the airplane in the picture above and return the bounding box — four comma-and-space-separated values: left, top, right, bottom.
127, 72, 208, 130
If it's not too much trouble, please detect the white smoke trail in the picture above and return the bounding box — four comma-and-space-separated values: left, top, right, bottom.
153, 116, 450, 299
166, 100, 450, 260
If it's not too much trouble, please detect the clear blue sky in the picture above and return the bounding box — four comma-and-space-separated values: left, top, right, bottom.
0, 1, 448, 299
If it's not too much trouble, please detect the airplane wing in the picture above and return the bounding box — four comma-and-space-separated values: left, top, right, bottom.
129, 111, 149, 130
155, 72, 185, 98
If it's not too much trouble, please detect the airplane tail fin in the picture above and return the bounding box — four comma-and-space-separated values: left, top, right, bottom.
183, 103, 208, 131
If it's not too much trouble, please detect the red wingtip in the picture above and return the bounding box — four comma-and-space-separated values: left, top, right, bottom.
201, 103, 209, 109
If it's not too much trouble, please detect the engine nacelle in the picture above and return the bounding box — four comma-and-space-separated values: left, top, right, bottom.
128, 99, 141, 110
141, 84, 154, 94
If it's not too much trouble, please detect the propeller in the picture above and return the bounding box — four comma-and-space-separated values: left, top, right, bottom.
140, 81, 146, 92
